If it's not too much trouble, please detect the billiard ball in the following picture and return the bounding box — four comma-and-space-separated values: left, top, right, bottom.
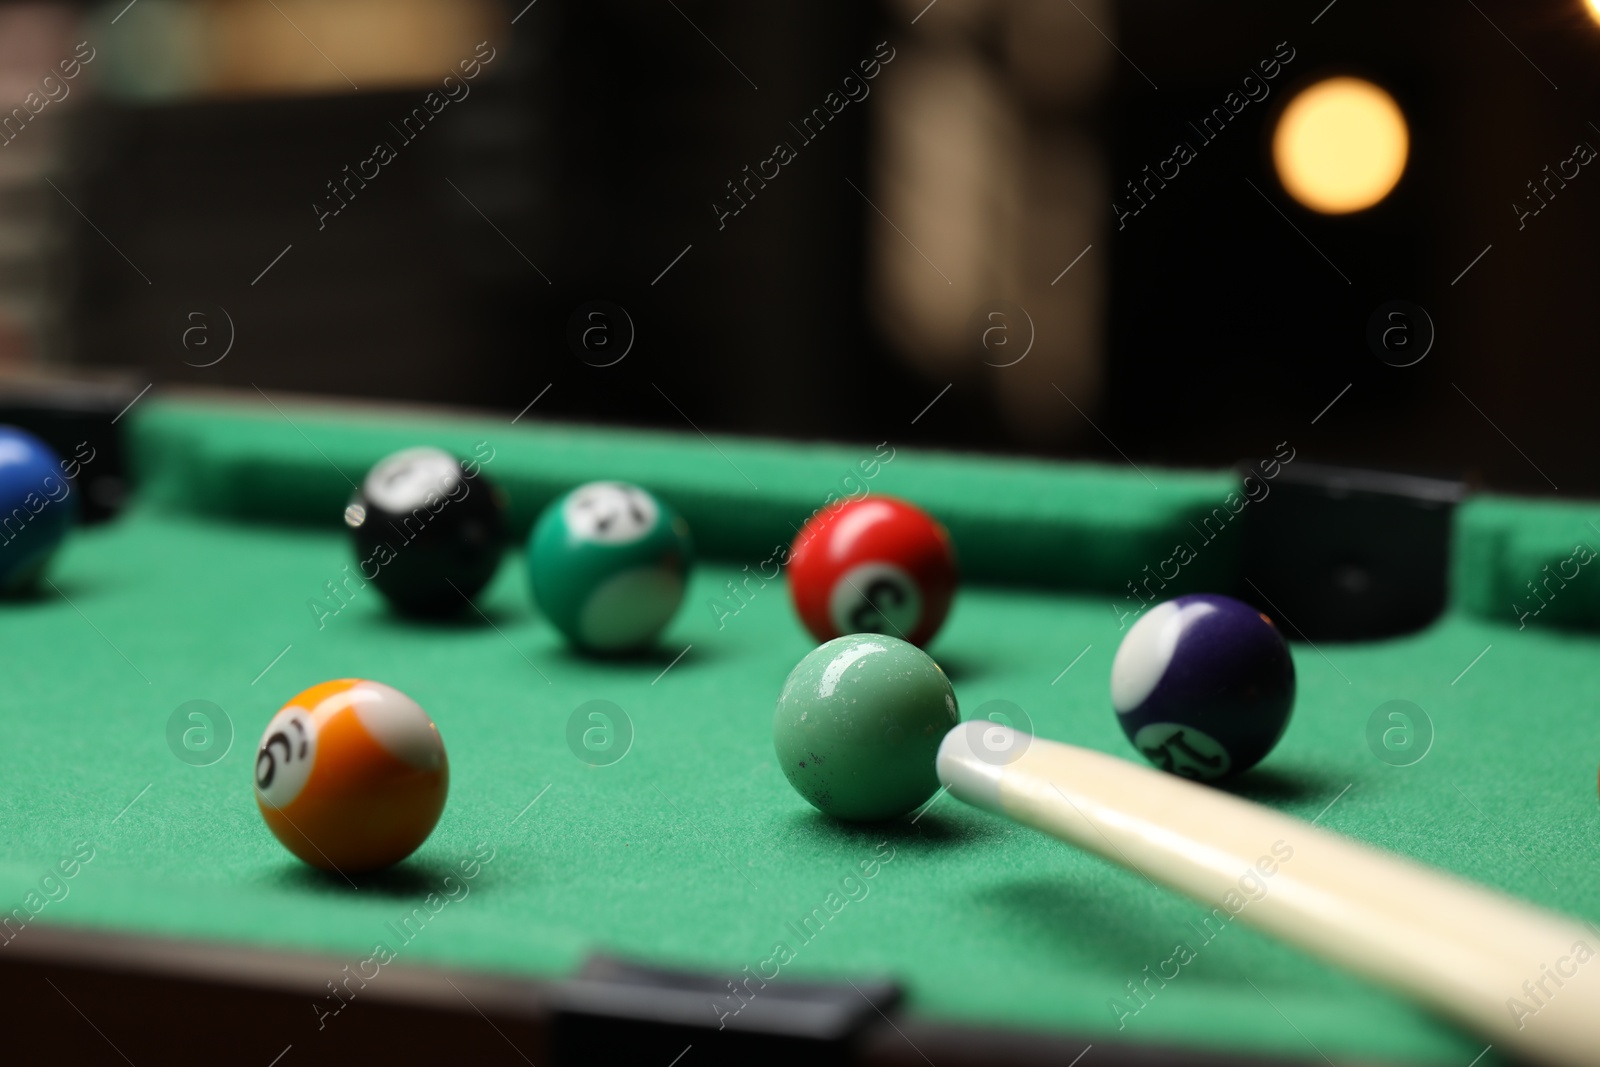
255, 678, 448, 872
773, 634, 959, 821
344, 446, 506, 616
528, 481, 692, 653
1110, 594, 1295, 780
0, 425, 75, 595
787, 497, 957, 647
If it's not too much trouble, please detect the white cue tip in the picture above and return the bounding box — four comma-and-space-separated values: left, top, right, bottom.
934, 719, 1006, 813
935, 722, 1600, 1067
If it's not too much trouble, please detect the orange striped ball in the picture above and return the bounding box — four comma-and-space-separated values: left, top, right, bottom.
255, 679, 448, 873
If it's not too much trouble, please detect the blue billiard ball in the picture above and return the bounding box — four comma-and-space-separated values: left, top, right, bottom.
1111, 594, 1295, 780
0, 426, 75, 595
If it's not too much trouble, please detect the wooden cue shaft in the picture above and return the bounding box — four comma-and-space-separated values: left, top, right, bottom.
935, 722, 1600, 1067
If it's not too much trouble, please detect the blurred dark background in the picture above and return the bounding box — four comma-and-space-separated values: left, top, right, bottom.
1, 0, 1598, 492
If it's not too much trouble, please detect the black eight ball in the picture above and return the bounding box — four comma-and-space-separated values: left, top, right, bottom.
344, 446, 506, 616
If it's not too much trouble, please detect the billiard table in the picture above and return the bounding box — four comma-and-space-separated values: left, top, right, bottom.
2, 391, 1596, 1067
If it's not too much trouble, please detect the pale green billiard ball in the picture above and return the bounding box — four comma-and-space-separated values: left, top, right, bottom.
773, 634, 959, 821
527, 481, 692, 653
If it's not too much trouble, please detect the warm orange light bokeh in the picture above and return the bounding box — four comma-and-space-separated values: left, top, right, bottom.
1272, 77, 1409, 214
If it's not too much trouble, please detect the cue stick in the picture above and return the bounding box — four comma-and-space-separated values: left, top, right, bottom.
936, 722, 1600, 1067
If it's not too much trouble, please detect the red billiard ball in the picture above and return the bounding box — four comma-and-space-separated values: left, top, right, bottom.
787, 497, 957, 647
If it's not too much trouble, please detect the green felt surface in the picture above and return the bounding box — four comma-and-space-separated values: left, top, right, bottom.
3, 397, 1599, 1066
1454, 495, 1600, 630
